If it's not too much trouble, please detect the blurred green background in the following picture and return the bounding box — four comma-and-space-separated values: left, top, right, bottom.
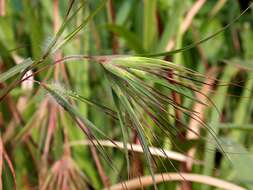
1, 0, 253, 189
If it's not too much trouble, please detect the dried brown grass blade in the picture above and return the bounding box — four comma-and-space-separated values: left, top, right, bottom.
105, 173, 246, 190
68, 140, 202, 164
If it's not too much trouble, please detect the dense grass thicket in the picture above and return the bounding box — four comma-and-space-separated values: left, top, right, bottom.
1, 0, 253, 189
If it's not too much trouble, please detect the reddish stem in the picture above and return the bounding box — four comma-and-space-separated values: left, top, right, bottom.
0, 0, 5, 16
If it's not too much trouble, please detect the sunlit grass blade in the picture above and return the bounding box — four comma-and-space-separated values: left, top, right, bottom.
68, 140, 202, 164
105, 173, 246, 190
0, 58, 33, 83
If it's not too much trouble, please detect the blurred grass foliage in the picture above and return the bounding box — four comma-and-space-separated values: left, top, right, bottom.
0, 0, 253, 190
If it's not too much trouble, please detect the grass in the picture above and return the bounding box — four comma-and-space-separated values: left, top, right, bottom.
0, 0, 253, 189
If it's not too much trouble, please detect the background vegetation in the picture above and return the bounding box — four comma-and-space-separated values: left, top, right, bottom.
0, 0, 253, 189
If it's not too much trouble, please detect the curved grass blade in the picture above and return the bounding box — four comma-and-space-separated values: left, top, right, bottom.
41, 82, 132, 188
104, 69, 158, 188
68, 140, 202, 164
139, 3, 252, 57
102, 56, 230, 161
41, 1, 87, 59
41, 83, 108, 139
202, 66, 238, 190
111, 89, 130, 178
50, 85, 117, 119
53, 0, 108, 51
0, 58, 33, 83
3, 151, 17, 190
115, 91, 158, 190
0, 2, 87, 99
105, 172, 246, 190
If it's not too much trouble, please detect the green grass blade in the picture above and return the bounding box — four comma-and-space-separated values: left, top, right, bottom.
53, 0, 107, 51
111, 89, 130, 178
202, 66, 238, 190
140, 3, 252, 57
41, 83, 107, 138
143, 0, 157, 51
105, 24, 143, 53
0, 58, 33, 83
